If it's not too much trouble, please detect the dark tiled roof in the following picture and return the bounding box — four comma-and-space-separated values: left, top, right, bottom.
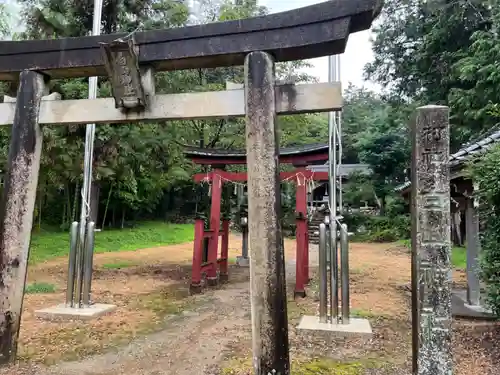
306, 163, 371, 177
395, 128, 500, 192
183, 143, 328, 158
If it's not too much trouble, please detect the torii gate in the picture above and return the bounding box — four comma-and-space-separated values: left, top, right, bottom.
0, 1, 390, 373
184, 144, 329, 297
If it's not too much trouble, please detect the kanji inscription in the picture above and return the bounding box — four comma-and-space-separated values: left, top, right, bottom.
411, 105, 452, 375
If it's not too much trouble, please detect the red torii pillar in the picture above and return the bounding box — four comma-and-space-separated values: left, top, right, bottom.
190, 169, 230, 294
293, 170, 309, 298
193, 169, 327, 297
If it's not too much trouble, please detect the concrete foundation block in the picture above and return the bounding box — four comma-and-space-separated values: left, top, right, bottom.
452, 289, 496, 320
297, 315, 373, 338
236, 256, 250, 267
35, 303, 117, 321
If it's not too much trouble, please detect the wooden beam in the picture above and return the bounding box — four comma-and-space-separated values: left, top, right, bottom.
0, 0, 382, 81
0, 83, 341, 126
193, 170, 329, 183
188, 152, 329, 166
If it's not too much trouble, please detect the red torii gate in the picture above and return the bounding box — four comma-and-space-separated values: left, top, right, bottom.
184, 144, 329, 297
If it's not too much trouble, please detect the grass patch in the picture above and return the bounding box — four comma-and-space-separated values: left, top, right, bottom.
452, 246, 466, 269
397, 239, 467, 269
25, 282, 57, 294
222, 357, 391, 375
350, 308, 377, 319
397, 239, 411, 248
287, 300, 307, 321
136, 285, 191, 318
101, 261, 138, 270
29, 221, 194, 265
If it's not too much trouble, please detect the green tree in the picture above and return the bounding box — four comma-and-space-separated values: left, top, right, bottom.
8, 0, 324, 229
0, 3, 9, 37
469, 143, 500, 316
339, 85, 414, 213
450, 2, 500, 140
365, 0, 493, 148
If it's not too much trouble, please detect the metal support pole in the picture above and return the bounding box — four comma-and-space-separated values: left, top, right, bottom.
325, 214, 331, 265
65, 222, 79, 307
241, 216, 248, 259
340, 223, 350, 324
82, 221, 96, 307
329, 219, 339, 323
328, 54, 339, 324
336, 54, 343, 214
75, 0, 103, 308
75, 221, 85, 307
318, 223, 328, 323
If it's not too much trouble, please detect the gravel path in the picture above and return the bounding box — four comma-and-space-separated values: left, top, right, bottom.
3, 249, 315, 375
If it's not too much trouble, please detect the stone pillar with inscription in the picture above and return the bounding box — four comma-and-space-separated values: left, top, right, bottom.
411, 105, 452, 375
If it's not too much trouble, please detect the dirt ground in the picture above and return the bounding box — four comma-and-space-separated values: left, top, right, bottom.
2, 237, 499, 374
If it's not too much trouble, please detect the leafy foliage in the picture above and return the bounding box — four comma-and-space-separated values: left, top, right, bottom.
0, 0, 327, 231
0, 3, 9, 37
366, 0, 496, 148
341, 85, 414, 213
470, 144, 500, 316
343, 213, 411, 243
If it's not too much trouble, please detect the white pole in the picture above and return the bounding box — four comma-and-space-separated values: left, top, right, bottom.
327, 55, 339, 323
75, 0, 103, 307
336, 54, 343, 213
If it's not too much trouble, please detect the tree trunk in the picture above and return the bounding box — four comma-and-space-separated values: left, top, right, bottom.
90, 181, 100, 227
72, 181, 80, 222
101, 183, 113, 230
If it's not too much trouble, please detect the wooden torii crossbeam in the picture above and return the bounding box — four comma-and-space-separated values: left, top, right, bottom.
0, 83, 342, 126
0, 0, 384, 371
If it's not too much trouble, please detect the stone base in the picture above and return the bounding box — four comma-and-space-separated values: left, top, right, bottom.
35, 303, 116, 321
190, 283, 203, 295
297, 315, 373, 338
294, 290, 306, 299
207, 277, 219, 287
219, 273, 229, 283
452, 290, 495, 320
236, 256, 250, 267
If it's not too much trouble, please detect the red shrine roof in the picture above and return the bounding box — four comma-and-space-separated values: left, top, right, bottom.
184, 143, 329, 165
